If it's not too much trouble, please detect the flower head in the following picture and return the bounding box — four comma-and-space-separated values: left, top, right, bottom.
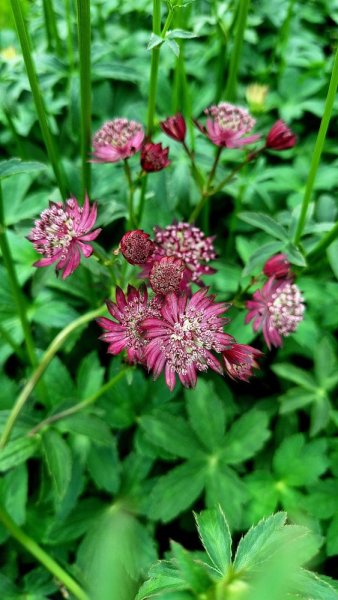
160, 113, 186, 142
92, 118, 144, 163
142, 288, 233, 390
28, 195, 101, 279
222, 343, 262, 382
97, 285, 162, 364
141, 142, 170, 172
263, 253, 291, 279
245, 278, 305, 348
149, 256, 185, 295
195, 102, 260, 148
120, 230, 154, 265
266, 120, 296, 151
245, 84, 269, 113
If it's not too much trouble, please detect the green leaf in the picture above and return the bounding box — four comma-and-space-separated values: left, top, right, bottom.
273, 434, 329, 486
76, 351, 105, 399
0, 158, 46, 179
0, 464, 28, 527
165, 38, 180, 57
136, 561, 187, 599
272, 364, 317, 391
57, 414, 112, 446
170, 542, 211, 592
234, 512, 287, 571
194, 507, 232, 576
279, 388, 318, 414
42, 430, 72, 501
0, 437, 39, 472
186, 380, 225, 451
147, 33, 164, 50
149, 460, 206, 522
222, 410, 270, 464
166, 29, 197, 39
205, 464, 247, 529
239, 212, 289, 242
139, 413, 202, 459
314, 337, 337, 389
242, 241, 284, 276
327, 515, 338, 557
284, 243, 307, 267
87, 441, 120, 494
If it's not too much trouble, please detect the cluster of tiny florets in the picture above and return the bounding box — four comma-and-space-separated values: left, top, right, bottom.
149, 256, 185, 295
93, 118, 143, 148
268, 282, 305, 337
205, 103, 256, 134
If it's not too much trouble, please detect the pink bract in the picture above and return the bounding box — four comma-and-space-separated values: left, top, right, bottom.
92, 118, 144, 163
245, 278, 305, 349
97, 285, 162, 364
222, 343, 262, 382
263, 253, 291, 279
142, 288, 234, 391
195, 102, 260, 148
28, 195, 101, 279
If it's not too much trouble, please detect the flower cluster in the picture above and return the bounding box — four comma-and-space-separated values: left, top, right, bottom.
245, 254, 305, 348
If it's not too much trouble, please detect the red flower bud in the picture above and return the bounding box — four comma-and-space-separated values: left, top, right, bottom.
263, 254, 291, 279
141, 142, 170, 172
160, 113, 186, 142
120, 230, 154, 265
266, 120, 296, 151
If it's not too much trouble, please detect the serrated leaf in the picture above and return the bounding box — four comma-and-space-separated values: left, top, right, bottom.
279, 387, 317, 414
272, 364, 317, 391
170, 541, 211, 592
284, 243, 307, 267
239, 212, 289, 241
222, 410, 270, 464
0, 437, 39, 472
186, 380, 225, 451
194, 507, 232, 576
0, 464, 28, 526
166, 28, 197, 39
139, 413, 201, 459
76, 351, 104, 399
0, 158, 46, 179
42, 430, 72, 501
87, 441, 120, 493
57, 414, 112, 446
273, 434, 328, 486
234, 512, 287, 571
205, 464, 247, 529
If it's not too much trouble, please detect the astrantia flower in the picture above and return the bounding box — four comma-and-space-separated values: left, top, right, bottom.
120, 230, 154, 265
160, 113, 186, 142
141, 142, 170, 172
245, 278, 305, 348
92, 118, 144, 163
149, 256, 185, 295
97, 285, 162, 364
195, 102, 260, 148
142, 288, 233, 390
28, 195, 101, 279
266, 120, 296, 151
151, 222, 216, 285
263, 253, 291, 279
222, 343, 262, 382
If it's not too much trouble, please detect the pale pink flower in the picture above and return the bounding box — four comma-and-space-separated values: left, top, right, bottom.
222, 343, 262, 382
97, 285, 162, 364
28, 195, 101, 279
195, 102, 260, 148
142, 288, 234, 390
92, 118, 144, 163
245, 278, 305, 348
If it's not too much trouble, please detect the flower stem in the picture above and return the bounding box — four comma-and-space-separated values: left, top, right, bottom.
28, 369, 129, 437
224, 0, 251, 102
147, 0, 162, 136
0, 506, 89, 600
0, 183, 37, 368
43, 0, 62, 56
188, 147, 223, 223
76, 0, 92, 200
10, 0, 68, 200
64, 0, 75, 71
136, 175, 148, 227
306, 221, 338, 262
294, 46, 338, 246
0, 304, 105, 449
123, 159, 136, 228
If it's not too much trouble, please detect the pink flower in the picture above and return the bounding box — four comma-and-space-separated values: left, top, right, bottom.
222, 343, 262, 382
160, 113, 186, 142
263, 253, 291, 279
245, 278, 305, 349
28, 195, 101, 279
149, 256, 185, 295
195, 102, 260, 148
92, 118, 144, 163
120, 230, 154, 265
141, 142, 170, 172
266, 120, 296, 151
142, 288, 234, 390
97, 285, 162, 364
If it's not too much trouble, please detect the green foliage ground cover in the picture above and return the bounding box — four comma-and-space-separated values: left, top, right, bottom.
0, 0, 338, 598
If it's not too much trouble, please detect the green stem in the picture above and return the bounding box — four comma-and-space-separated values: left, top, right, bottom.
275, 0, 296, 78
0, 183, 36, 368
136, 175, 148, 227
44, 0, 62, 56
76, 0, 92, 200
224, 0, 251, 101
0, 305, 105, 449
123, 159, 135, 228
0, 506, 89, 600
42, 0, 53, 52
65, 0, 74, 71
306, 221, 338, 262
294, 46, 338, 246
147, 0, 161, 135
189, 147, 223, 223
10, 0, 68, 199
28, 369, 129, 436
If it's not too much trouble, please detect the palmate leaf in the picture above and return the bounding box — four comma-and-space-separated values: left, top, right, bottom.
42, 430, 72, 502
273, 434, 329, 487
139, 413, 202, 459
233, 512, 287, 572
185, 380, 226, 452
205, 463, 248, 529
194, 507, 232, 576
170, 542, 211, 593
239, 212, 289, 242
221, 410, 270, 464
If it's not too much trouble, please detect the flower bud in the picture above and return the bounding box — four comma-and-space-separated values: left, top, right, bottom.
266, 120, 296, 151
120, 230, 154, 265
160, 113, 186, 142
141, 142, 170, 172
263, 253, 291, 279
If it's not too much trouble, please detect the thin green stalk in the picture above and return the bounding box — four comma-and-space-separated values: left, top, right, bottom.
43, 0, 62, 56
275, 0, 296, 77
28, 369, 129, 437
224, 0, 251, 102
0, 305, 105, 449
64, 0, 74, 71
147, 0, 162, 135
0, 183, 36, 368
10, 0, 68, 199
189, 147, 223, 223
76, 0, 92, 200
294, 47, 338, 246
124, 159, 136, 228
0, 506, 89, 600
42, 0, 53, 52
136, 176, 148, 227
306, 221, 338, 262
